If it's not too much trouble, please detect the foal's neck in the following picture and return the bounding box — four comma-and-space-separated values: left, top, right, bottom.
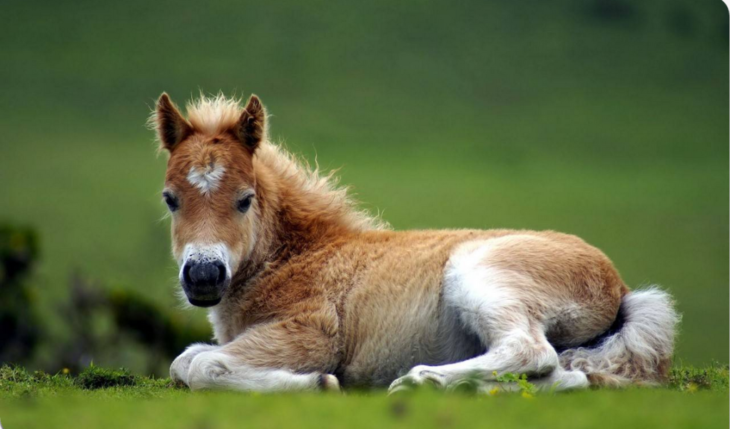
232, 142, 383, 283
233, 166, 356, 283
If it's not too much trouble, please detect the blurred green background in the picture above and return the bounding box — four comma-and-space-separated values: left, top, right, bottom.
0, 0, 726, 372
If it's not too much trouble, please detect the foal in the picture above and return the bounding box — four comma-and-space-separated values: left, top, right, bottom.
152, 93, 678, 393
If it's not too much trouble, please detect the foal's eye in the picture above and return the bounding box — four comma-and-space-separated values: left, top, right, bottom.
237, 194, 254, 213
163, 192, 179, 212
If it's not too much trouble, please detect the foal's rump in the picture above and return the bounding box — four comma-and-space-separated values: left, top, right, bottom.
447, 232, 628, 344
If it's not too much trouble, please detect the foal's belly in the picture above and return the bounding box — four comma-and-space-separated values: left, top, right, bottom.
338, 299, 482, 387
334, 231, 490, 387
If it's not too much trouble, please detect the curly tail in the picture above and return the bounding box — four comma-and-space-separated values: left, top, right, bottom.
559, 287, 680, 387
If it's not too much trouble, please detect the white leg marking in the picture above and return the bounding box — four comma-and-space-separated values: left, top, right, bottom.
186, 351, 339, 392
531, 368, 589, 391
170, 343, 220, 386
442, 368, 589, 394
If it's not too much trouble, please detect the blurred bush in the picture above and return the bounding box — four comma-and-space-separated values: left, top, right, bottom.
586, 0, 638, 23
0, 224, 41, 364
108, 289, 211, 364
58, 274, 210, 375
0, 224, 209, 375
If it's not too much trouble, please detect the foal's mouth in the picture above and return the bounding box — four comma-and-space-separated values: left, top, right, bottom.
187, 297, 222, 308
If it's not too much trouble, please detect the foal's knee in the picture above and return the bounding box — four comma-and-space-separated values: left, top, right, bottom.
187, 351, 232, 391
520, 340, 558, 376
494, 333, 559, 376
532, 346, 559, 376
170, 343, 219, 386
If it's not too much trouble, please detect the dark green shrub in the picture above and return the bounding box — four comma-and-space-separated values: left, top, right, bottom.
76, 365, 137, 389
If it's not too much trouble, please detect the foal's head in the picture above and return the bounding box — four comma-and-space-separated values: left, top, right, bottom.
153, 93, 266, 307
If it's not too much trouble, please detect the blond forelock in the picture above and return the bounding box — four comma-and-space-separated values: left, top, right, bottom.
186, 93, 244, 135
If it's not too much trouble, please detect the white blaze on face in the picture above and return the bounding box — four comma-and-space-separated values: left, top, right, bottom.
187, 163, 226, 195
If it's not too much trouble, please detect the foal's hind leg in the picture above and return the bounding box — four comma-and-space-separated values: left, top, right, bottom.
491, 367, 589, 393
390, 260, 585, 393
389, 324, 563, 393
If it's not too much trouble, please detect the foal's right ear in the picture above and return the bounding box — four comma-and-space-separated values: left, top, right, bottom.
234, 95, 266, 153
154, 93, 192, 152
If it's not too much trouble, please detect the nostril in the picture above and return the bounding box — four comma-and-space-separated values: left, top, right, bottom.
182, 263, 193, 285
214, 261, 227, 285
184, 260, 226, 288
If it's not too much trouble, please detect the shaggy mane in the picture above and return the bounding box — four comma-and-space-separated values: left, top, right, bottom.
255, 141, 388, 231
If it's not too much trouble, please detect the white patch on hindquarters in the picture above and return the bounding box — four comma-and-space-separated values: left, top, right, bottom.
388, 237, 567, 394
187, 163, 226, 195
443, 238, 535, 344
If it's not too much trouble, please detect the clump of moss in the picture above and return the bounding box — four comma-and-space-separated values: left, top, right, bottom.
0, 365, 75, 398
75, 365, 137, 390
668, 363, 729, 392
0, 364, 175, 398
0, 365, 34, 385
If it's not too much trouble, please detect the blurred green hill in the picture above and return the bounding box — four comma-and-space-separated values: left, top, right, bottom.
0, 0, 726, 369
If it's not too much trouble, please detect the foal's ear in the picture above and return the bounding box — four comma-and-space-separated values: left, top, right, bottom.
155, 93, 192, 152
234, 95, 266, 152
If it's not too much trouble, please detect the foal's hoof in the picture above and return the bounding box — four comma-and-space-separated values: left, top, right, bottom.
388, 365, 446, 395
319, 374, 341, 392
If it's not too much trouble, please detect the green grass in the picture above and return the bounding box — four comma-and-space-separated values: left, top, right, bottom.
0, 0, 727, 373
0, 365, 727, 429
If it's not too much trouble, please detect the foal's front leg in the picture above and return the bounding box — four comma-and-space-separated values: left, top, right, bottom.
172, 319, 341, 392
186, 351, 340, 392
170, 343, 219, 385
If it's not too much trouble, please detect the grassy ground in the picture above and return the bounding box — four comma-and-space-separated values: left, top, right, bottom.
0, 365, 727, 429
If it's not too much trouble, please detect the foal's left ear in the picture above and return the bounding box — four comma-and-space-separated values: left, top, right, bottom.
155, 93, 192, 152
234, 95, 266, 152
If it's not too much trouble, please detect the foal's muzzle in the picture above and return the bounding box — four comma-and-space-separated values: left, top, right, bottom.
179, 244, 231, 307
